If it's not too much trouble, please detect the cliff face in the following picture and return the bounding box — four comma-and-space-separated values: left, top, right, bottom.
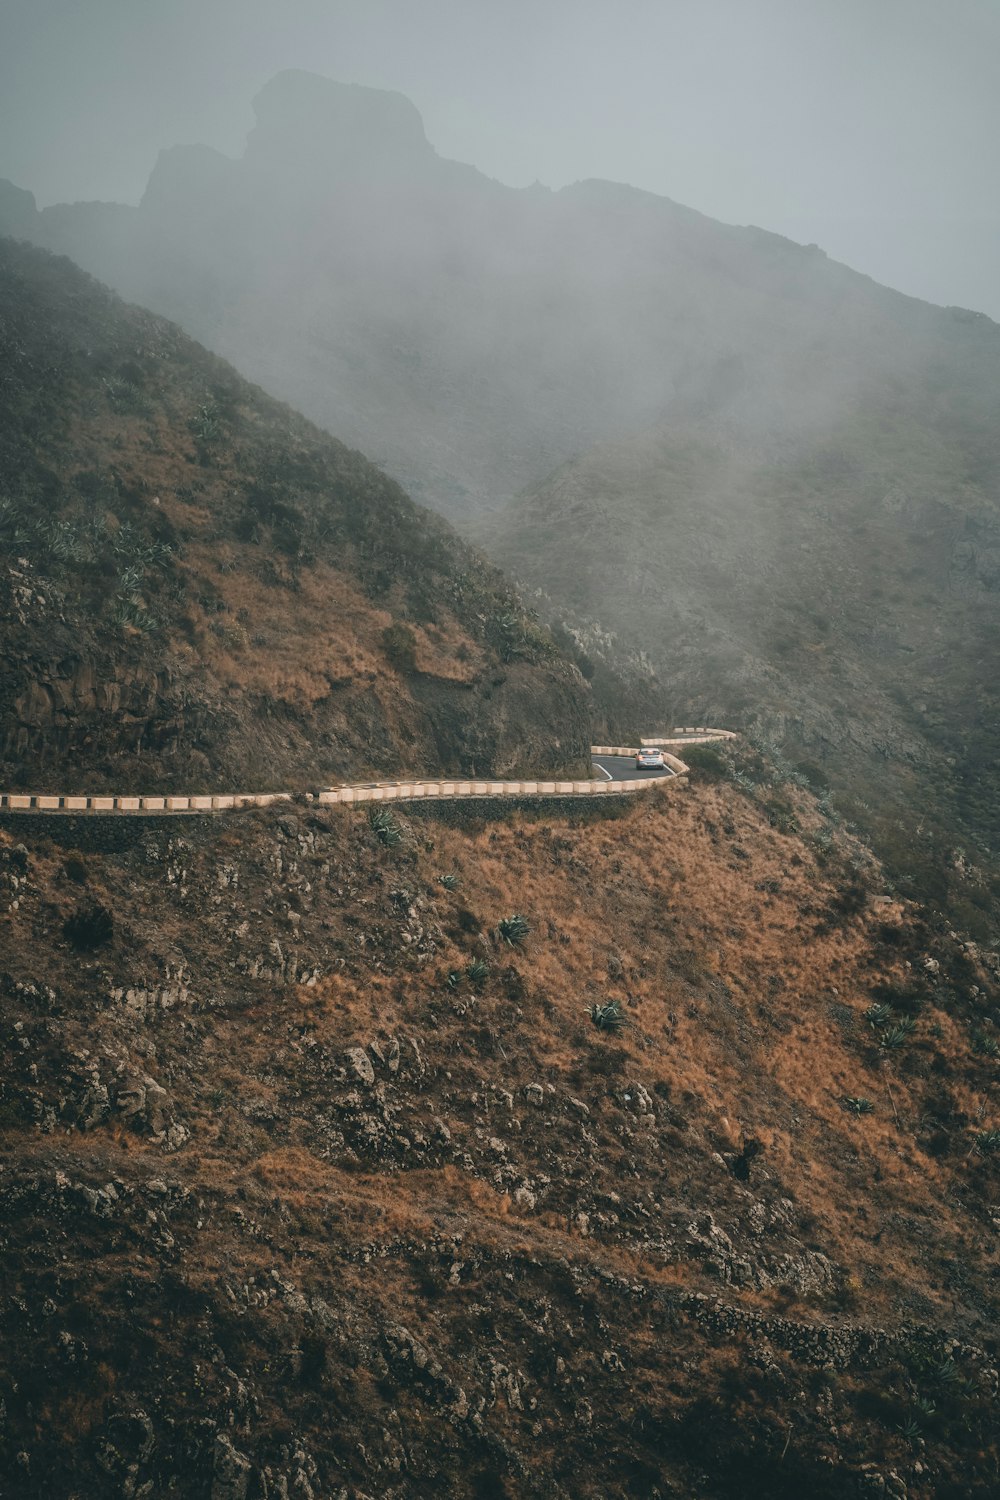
2, 749, 1000, 1496
0, 239, 590, 792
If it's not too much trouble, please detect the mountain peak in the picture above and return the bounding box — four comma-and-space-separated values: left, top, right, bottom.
245, 70, 432, 177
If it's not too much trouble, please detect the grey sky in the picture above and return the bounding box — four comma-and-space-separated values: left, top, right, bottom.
3, 0, 999, 317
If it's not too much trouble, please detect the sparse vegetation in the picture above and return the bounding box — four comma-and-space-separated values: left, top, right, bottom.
62, 902, 113, 951
380, 621, 417, 673
496, 913, 530, 947
0, 238, 590, 795
973, 1128, 1000, 1156
840, 1095, 875, 1115
588, 999, 626, 1033
368, 806, 403, 847
879, 1017, 918, 1050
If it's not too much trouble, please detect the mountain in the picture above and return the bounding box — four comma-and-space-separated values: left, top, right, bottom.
3, 72, 999, 888
4, 746, 1000, 1497
0, 238, 589, 792
5, 69, 993, 529
483, 373, 1000, 929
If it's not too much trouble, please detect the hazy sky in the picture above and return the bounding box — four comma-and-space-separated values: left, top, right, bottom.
3, 0, 999, 317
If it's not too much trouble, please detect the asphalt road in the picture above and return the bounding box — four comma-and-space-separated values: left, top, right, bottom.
592, 755, 674, 783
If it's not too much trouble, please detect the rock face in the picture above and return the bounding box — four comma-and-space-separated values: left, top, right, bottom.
0, 238, 590, 791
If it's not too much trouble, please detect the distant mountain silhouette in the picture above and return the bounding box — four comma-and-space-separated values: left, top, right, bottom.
12, 69, 996, 523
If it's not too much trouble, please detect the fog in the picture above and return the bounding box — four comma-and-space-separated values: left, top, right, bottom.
2, 0, 1000, 943
2, 0, 999, 319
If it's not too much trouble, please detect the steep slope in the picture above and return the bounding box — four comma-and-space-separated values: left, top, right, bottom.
0, 238, 589, 792
4, 70, 999, 525
484, 389, 1000, 931
2, 750, 1000, 1496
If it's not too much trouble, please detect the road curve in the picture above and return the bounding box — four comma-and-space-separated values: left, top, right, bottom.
592, 755, 674, 783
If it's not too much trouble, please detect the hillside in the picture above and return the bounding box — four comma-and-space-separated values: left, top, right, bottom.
3, 748, 1000, 1496
4, 71, 999, 527
483, 391, 1000, 934
0, 238, 590, 793
5, 72, 999, 893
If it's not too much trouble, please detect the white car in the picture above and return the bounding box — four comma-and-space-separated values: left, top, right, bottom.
635, 748, 665, 769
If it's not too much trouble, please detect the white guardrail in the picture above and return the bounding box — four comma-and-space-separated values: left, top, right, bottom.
0, 732, 732, 816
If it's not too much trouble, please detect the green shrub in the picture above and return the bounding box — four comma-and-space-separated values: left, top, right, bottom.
381, 622, 417, 673
681, 743, 727, 779
63, 902, 114, 951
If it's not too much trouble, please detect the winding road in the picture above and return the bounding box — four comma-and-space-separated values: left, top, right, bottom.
592, 755, 674, 783
0, 732, 733, 816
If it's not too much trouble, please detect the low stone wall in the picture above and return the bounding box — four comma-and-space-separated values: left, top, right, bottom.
640, 728, 737, 746
0, 791, 291, 816
0, 737, 729, 818
317, 773, 680, 807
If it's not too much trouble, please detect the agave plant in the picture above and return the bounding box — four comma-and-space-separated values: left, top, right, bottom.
932, 1357, 961, 1386
445, 969, 463, 991
865, 1002, 893, 1029
497, 913, 530, 947
191, 401, 221, 442
972, 1032, 1000, 1059
368, 806, 403, 847
840, 1096, 875, 1116
117, 563, 145, 595
588, 1000, 626, 1034
43, 517, 86, 562
438, 872, 460, 891
974, 1128, 1000, 1156
466, 959, 490, 986
879, 1017, 917, 1050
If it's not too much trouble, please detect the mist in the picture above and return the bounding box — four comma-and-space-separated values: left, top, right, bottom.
2, 0, 999, 318
1, 0, 999, 879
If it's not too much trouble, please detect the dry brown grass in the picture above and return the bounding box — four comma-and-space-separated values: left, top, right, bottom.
389, 783, 992, 1314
